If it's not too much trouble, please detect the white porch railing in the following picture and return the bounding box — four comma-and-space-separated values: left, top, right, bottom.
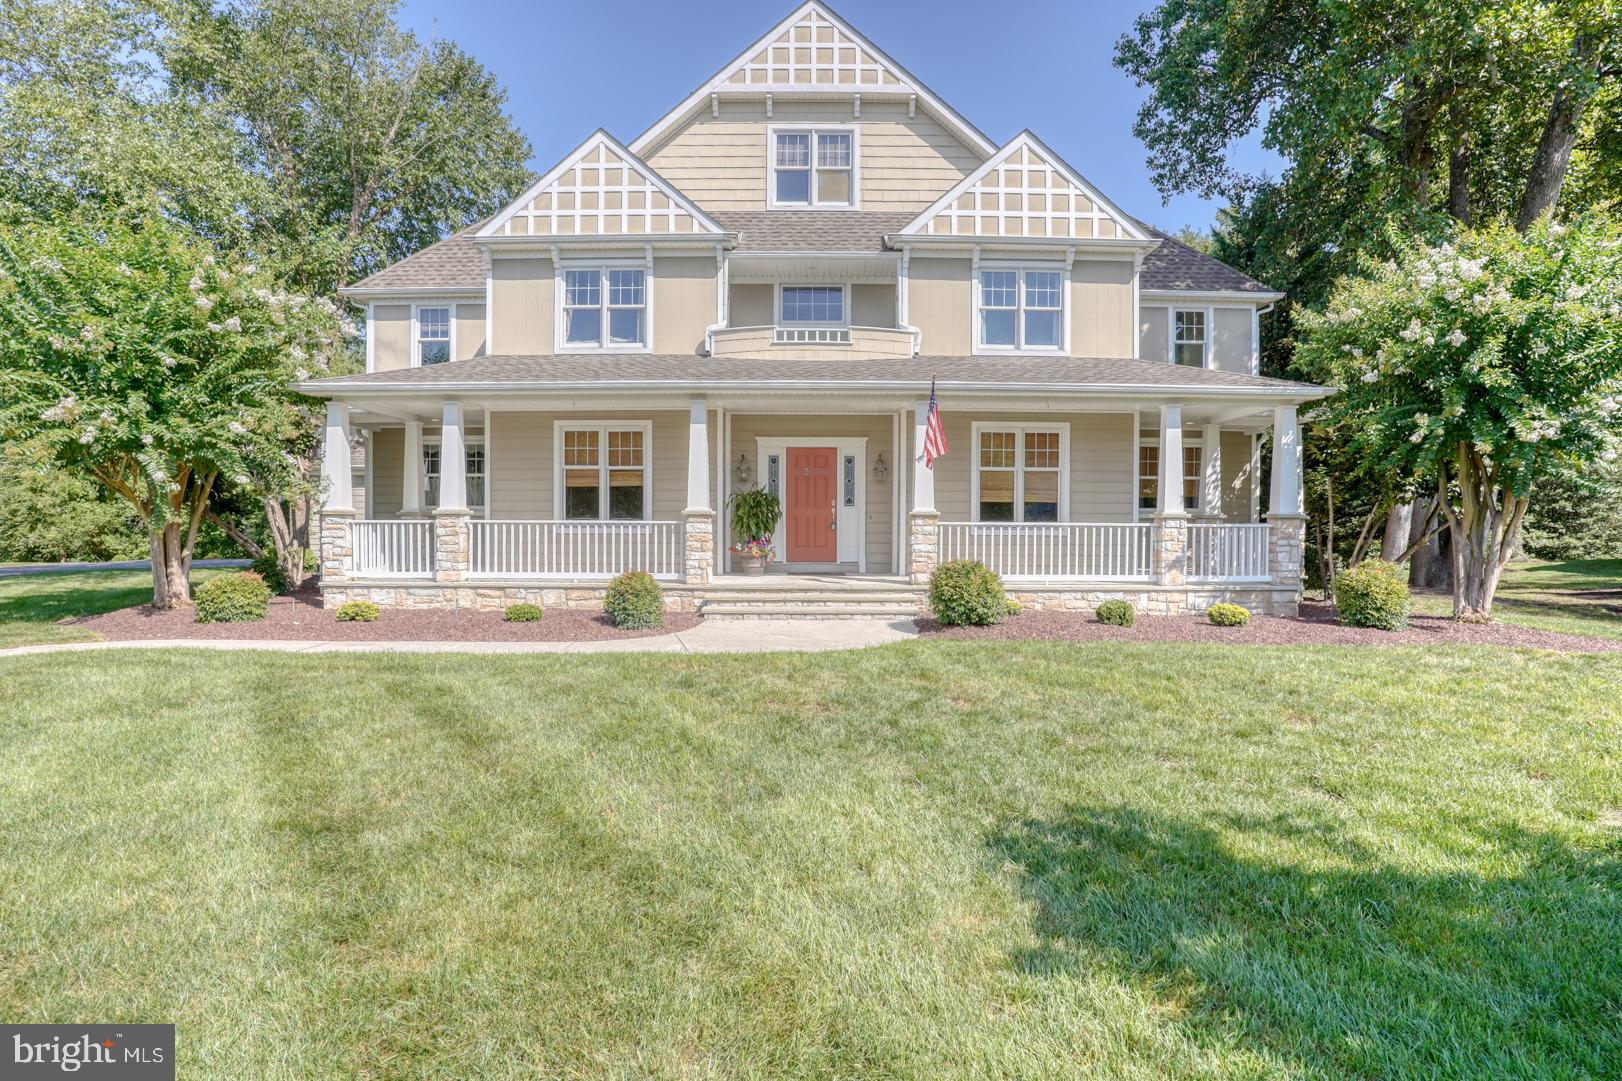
350, 519, 434, 578
939, 522, 1156, 580
773, 326, 851, 345
1187, 523, 1271, 581
469, 520, 684, 580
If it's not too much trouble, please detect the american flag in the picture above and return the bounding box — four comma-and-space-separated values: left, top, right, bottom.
921, 377, 948, 468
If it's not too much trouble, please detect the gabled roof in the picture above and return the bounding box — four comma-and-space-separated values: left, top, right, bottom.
713, 210, 913, 252
629, 1, 997, 159
897, 131, 1150, 244
476, 130, 726, 240
345, 223, 487, 294
1137, 226, 1278, 295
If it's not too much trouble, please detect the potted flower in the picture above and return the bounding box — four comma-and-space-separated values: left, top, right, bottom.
728, 488, 782, 576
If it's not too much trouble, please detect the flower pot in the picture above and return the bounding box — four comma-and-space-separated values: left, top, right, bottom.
738, 553, 767, 576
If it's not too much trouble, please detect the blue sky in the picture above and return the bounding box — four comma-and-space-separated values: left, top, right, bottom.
396, 0, 1281, 233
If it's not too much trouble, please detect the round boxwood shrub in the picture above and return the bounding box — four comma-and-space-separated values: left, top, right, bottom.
604, 571, 664, 630
252, 548, 318, 595
1095, 599, 1135, 626
1207, 602, 1251, 627
1334, 560, 1411, 629
504, 602, 543, 623
194, 571, 271, 623
928, 560, 1007, 626
335, 600, 379, 623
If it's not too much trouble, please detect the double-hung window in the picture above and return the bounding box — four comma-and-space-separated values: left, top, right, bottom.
975, 426, 1065, 522
779, 285, 845, 325
423, 441, 485, 511
415, 306, 451, 365
563, 267, 646, 349
560, 424, 648, 520
1173, 310, 1207, 366
1137, 442, 1202, 512
979, 268, 1064, 352
772, 129, 854, 207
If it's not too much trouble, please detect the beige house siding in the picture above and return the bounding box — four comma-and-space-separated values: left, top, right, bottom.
1139, 305, 1168, 364
729, 283, 774, 327
1211, 306, 1254, 374
368, 425, 487, 518
491, 256, 552, 354
371, 304, 412, 371
488, 410, 690, 521
455, 302, 487, 360
1069, 259, 1135, 358
1220, 430, 1258, 521
652, 255, 719, 354
641, 100, 981, 213
726, 413, 896, 572
851, 283, 895, 327
908, 256, 971, 355
932, 411, 1136, 523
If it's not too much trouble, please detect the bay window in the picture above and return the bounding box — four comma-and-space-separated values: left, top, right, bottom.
563, 267, 646, 350
974, 425, 1066, 522
559, 424, 648, 520
771, 128, 855, 207
978, 268, 1064, 352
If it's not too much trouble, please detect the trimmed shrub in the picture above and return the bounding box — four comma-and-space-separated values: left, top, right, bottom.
1207, 602, 1251, 627
504, 602, 543, 623
1005, 598, 1023, 617
194, 571, 270, 623
335, 600, 379, 623
1334, 560, 1411, 629
252, 548, 318, 595
929, 560, 1007, 626
1095, 599, 1135, 626
605, 571, 664, 630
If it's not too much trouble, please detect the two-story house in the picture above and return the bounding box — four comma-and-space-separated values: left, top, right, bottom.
302, 1, 1327, 618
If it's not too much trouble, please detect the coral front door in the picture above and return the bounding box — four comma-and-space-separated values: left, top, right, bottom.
785, 446, 837, 562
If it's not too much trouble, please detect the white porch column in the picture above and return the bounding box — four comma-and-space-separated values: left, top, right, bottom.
908, 399, 940, 583
911, 399, 936, 513
1269, 404, 1302, 516
401, 420, 424, 515
437, 401, 468, 513
320, 401, 354, 512
684, 398, 715, 585
1154, 404, 1189, 586
1200, 422, 1224, 517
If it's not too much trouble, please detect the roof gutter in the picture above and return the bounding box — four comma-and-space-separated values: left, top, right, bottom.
294, 377, 1331, 400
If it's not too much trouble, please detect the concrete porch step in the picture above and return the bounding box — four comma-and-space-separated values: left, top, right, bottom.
702, 591, 923, 606
698, 603, 921, 620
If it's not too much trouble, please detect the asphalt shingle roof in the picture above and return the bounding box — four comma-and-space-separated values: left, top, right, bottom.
346, 224, 487, 292
1137, 226, 1275, 294
713, 211, 915, 252
301, 353, 1323, 395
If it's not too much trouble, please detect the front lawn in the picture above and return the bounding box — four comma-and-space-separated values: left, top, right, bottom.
0, 568, 226, 647
1, 644, 1617, 1079
1411, 558, 1622, 640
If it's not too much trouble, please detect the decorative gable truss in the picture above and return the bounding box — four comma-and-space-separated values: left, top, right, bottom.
898, 132, 1149, 242
477, 130, 725, 240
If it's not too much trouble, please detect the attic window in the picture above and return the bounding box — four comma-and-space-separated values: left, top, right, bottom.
771, 128, 855, 208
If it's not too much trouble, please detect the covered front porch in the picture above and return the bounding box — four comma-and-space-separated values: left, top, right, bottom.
314, 386, 1309, 614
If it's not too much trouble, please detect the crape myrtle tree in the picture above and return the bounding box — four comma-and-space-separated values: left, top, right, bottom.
0, 213, 349, 607
1297, 216, 1622, 620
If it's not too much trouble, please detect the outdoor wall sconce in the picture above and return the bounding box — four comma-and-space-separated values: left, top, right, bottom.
872, 453, 888, 482
735, 454, 752, 484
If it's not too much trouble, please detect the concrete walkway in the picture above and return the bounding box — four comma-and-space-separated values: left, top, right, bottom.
0, 618, 920, 658
0, 558, 251, 577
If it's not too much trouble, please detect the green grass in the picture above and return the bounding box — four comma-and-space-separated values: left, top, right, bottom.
0, 568, 226, 647
2, 644, 1618, 1079
1411, 559, 1622, 640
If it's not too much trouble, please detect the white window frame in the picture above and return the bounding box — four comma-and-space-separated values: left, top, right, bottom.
766, 124, 859, 210
412, 303, 455, 367
556, 262, 652, 354
969, 422, 1070, 523
775, 283, 850, 328
1170, 308, 1211, 368
551, 421, 654, 522
973, 262, 1070, 356
1133, 434, 1204, 519
421, 437, 487, 516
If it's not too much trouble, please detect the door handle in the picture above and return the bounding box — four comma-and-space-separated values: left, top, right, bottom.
830, 502, 837, 531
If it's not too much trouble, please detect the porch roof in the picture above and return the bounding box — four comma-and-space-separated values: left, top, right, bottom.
298, 353, 1329, 400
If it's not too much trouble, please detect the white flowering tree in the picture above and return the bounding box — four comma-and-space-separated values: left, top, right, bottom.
1298, 216, 1622, 620
0, 214, 350, 607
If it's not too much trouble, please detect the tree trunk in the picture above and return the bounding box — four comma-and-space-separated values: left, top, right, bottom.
1408, 496, 1452, 590
149, 522, 193, 608
1382, 502, 1413, 562
1443, 445, 1529, 621
1516, 36, 1598, 232
1447, 103, 1471, 224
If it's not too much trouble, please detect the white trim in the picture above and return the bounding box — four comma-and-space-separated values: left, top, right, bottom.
972, 262, 1069, 357
483, 249, 495, 357
1169, 306, 1212, 368
555, 262, 652, 354
411, 303, 456, 368
550, 420, 655, 522
362, 431, 374, 519
766, 124, 860, 210
1141, 288, 1284, 304
775, 282, 850, 327
365, 302, 376, 372
627, 2, 998, 160
753, 436, 867, 570
968, 422, 1070, 523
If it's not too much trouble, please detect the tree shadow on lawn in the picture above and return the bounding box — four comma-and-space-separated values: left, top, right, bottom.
989, 805, 1621, 1079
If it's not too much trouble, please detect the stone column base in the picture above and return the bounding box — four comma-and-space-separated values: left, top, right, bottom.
1266, 513, 1307, 598
908, 510, 940, 584
1153, 513, 1189, 586
683, 509, 715, 585
433, 511, 471, 582
319, 509, 355, 583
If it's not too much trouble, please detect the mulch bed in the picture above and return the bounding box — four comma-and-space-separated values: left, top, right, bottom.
916, 600, 1622, 653
69, 589, 698, 642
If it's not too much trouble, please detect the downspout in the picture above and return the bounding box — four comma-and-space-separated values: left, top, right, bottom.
703, 242, 728, 355
897, 243, 922, 355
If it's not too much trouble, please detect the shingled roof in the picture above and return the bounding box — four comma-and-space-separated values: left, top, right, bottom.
345, 224, 487, 293
713, 211, 916, 252
1137, 226, 1276, 294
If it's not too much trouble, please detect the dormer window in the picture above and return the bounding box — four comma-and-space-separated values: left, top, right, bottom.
771, 127, 855, 208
